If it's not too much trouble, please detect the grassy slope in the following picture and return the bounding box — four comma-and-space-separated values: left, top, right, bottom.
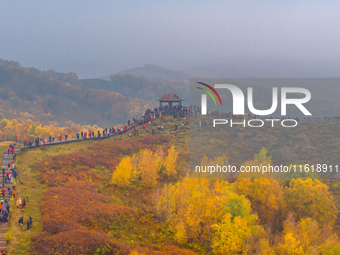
7, 141, 93, 254
5, 116, 340, 254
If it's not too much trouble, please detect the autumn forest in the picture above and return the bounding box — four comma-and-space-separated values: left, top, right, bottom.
5, 112, 340, 255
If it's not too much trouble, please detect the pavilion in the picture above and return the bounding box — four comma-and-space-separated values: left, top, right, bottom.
156, 93, 184, 109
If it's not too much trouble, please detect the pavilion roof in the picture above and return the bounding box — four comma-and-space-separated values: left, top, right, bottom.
156, 93, 184, 102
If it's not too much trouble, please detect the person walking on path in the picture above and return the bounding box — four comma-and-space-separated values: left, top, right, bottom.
18, 216, 23, 227
13, 189, 16, 198
59, 135, 62, 142
4, 156, 7, 163
7, 187, 11, 198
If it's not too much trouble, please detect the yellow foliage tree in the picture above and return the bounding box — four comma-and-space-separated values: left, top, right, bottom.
279, 213, 337, 254
237, 147, 273, 178
0, 117, 104, 142
129, 251, 146, 255
164, 145, 178, 177
234, 178, 284, 229
112, 157, 133, 187
195, 154, 230, 178
212, 214, 252, 255
136, 149, 158, 188
278, 232, 304, 255
257, 239, 275, 255
158, 177, 263, 252
284, 178, 337, 227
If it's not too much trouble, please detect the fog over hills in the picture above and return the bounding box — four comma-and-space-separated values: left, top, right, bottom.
110, 59, 340, 82
98, 62, 340, 106
117, 64, 192, 81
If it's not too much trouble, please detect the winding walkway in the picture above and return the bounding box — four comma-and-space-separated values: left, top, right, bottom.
0, 146, 22, 251
27, 120, 141, 148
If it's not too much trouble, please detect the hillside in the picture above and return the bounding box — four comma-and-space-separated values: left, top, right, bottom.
0, 59, 153, 127
7, 115, 340, 254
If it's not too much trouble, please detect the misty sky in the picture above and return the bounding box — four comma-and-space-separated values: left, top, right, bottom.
1, 0, 340, 78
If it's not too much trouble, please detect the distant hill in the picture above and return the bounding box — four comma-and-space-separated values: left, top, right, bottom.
0, 59, 153, 126
184, 61, 340, 79
95, 75, 111, 81
79, 73, 190, 102
117, 64, 192, 81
